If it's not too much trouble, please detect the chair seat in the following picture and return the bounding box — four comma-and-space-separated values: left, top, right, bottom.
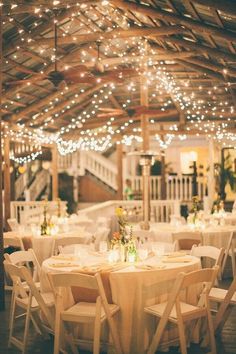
209, 287, 236, 304
145, 301, 205, 322
16, 292, 55, 309
61, 302, 119, 322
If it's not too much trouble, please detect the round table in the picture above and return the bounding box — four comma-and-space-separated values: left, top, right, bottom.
41, 248, 200, 354
134, 223, 235, 249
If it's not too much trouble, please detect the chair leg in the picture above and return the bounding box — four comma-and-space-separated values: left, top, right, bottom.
54, 316, 62, 354
215, 305, 233, 335
147, 317, 168, 354
107, 316, 122, 354
206, 306, 216, 354
231, 254, 236, 277
8, 294, 16, 347
93, 318, 101, 354
22, 304, 31, 354
177, 318, 187, 354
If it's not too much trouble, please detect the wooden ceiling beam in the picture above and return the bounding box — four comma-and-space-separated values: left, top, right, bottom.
25, 83, 105, 126
2, 1, 98, 15
81, 50, 199, 68
33, 25, 187, 46
9, 83, 80, 121
159, 37, 236, 63
111, 0, 236, 43
190, 0, 236, 16
181, 57, 236, 78
177, 60, 225, 81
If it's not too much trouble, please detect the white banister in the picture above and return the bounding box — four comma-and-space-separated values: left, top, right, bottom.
59, 151, 208, 202
14, 173, 25, 200
10, 200, 67, 225
78, 199, 180, 223
25, 169, 50, 201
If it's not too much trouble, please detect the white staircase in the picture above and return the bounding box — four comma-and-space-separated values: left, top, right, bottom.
24, 169, 50, 201
14, 173, 26, 200
58, 151, 118, 191
58, 151, 207, 202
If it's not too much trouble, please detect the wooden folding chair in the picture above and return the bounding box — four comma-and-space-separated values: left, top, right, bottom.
3, 234, 25, 251
221, 231, 236, 277
52, 236, 87, 255
3, 262, 54, 354
191, 245, 225, 282
209, 275, 236, 334
172, 231, 202, 252
4, 249, 42, 327
7, 218, 21, 232
4, 248, 41, 283
48, 271, 122, 354
144, 267, 219, 354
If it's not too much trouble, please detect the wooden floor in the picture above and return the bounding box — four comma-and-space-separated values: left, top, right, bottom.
0, 280, 236, 354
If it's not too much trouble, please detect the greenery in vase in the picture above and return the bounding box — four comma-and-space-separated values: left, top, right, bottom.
111, 207, 137, 260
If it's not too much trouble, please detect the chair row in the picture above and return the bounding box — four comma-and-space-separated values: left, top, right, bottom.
4, 248, 236, 354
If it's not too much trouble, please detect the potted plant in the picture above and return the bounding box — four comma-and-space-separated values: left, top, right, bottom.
214, 153, 236, 200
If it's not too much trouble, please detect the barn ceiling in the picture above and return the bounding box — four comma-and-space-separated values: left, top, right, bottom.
1, 0, 236, 158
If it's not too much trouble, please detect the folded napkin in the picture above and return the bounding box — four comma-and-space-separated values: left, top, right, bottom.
162, 257, 192, 263
135, 264, 166, 270
48, 262, 80, 268
51, 255, 78, 261
163, 252, 187, 258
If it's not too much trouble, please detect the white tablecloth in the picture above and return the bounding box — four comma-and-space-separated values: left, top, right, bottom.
134, 223, 235, 249
41, 250, 200, 354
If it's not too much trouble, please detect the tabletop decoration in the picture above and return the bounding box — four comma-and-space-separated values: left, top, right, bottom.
110, 207, 137, 262
211, 199, 226, 225
40, 200, 58, 236
187, 196, 205, 228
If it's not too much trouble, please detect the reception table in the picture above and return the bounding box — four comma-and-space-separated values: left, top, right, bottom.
134, 223, 235, 249
41, 247, 200, 354
4, 230, 92, 264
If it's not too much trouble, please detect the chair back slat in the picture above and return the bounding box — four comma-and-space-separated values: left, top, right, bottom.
53, 236, 86, 255
172, 231, 202, 250
181, 267, 219, 291
48, 272, 98, 290
3, 236, 24, 250
4, 248, 41, 282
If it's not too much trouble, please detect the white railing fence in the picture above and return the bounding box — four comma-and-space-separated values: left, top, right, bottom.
78, 199, 180, 223
130, 175, 207, 201
11, 200, 67, 225
58, 151, 208, 202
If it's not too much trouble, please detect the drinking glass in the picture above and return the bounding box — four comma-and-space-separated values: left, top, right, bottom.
99, 241, 108, 253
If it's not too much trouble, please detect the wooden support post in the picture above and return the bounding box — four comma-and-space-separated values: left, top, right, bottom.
116, 142, 123, 200
4, 136, 11, 229
208, 139, 215, 211
161, 151, 167, 200
0, 5, 5, 311
140, 80, 149, 151
52, 145, 58, 200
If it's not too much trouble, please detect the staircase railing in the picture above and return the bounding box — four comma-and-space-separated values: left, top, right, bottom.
58, 152, 208, 201
81, 151, 117, 190
14, 173, 26, 200
24, 169, 50, 201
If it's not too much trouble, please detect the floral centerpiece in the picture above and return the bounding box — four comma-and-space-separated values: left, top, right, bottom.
187, 196, 204, 227
111, 207, 137, 262
40, 200, 58, 236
